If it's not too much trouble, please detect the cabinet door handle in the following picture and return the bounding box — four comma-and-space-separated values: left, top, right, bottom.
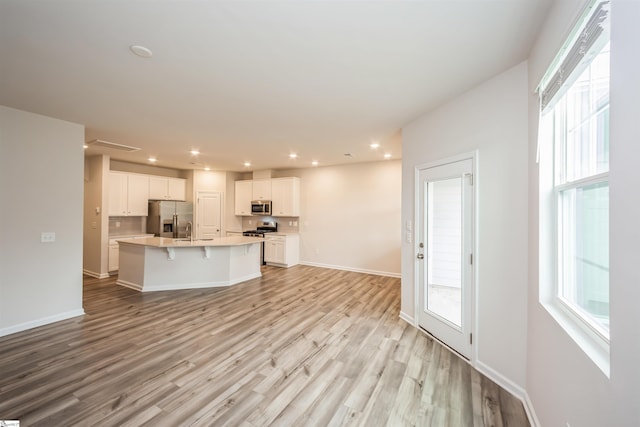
417, 253, 424, 260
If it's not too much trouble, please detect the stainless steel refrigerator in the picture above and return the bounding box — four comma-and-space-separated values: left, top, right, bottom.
147, 201, 193, 238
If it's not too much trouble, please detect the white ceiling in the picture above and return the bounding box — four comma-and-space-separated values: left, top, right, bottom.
0, 0, 550, 172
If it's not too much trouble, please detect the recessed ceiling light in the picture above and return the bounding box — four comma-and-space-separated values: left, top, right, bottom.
244, 162, 251, 167
83, 144, 88, 149
370, 142, 380, 149
311, 160, 319, 166
148, 157, 157, 163
289, 153, 298, 159
130, 45, 153, 58
384, 153, 392, 159
190, 150, 200, 156
204, 167, 210, 171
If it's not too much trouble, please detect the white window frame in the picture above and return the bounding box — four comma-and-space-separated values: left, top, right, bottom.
537, 0, 610, 375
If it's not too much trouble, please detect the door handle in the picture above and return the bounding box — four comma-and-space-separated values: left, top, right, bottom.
417, 253, 424, 260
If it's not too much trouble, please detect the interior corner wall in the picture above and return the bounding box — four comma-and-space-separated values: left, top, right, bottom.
83, 155, 110, 277
225, 172, 243, 232
401, 62, 529, 392
526, 0, 640, 425
0, 106, 85, 336
276, 160, 402, 277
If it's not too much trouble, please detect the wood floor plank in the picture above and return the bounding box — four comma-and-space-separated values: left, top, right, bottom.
0, 265, 529, 426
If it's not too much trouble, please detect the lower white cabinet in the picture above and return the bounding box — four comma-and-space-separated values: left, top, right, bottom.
108, 240, 119, 272
264, 234, 299, 267
108, 235, 152, 273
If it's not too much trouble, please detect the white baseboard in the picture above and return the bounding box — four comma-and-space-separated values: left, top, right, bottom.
83, 269, 109, 279
521, 392, 541, 427
116, 278, 143, 291
0, 308, 85, 338
475, 360, 539, 426
399, 310, 415, 325
116, 272, 262, 293
299, 261, 401, 278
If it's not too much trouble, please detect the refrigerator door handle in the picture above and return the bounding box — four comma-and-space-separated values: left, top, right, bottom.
172, 214, 178, 238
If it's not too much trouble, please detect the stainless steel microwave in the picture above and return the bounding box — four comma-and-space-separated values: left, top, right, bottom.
251, 200, 272, 215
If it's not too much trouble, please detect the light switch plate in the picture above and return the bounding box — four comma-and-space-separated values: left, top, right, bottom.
41, 232, 56, 243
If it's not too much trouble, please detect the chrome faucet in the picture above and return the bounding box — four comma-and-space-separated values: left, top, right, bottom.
186, 221, 193, 242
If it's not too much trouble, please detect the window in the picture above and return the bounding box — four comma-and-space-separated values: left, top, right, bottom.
538, 0, 610, 360
553, 41, 610, 340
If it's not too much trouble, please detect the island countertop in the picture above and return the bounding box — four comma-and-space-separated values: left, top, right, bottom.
116, 235, 264, 248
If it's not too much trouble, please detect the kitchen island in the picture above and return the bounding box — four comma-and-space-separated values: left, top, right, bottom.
116, 236, 264, 292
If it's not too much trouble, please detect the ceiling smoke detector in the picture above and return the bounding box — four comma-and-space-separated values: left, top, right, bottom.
130, 45, 153, 58
85, 139, 140, 152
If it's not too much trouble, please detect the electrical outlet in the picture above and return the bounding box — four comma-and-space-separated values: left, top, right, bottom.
41, 232, 56, 243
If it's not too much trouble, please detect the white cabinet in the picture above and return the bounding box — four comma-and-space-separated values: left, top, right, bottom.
264, 234, 299, 267
108, 241, 119, 272
252, 179, 271, 201
108, 235, 152, 272
235, 177, 300, 216
234, 180, 253, 216
108, 172, 149, 216
271, 177, 300, 217
149, 177, 186, 201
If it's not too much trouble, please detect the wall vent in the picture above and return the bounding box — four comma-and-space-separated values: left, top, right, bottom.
86, 139, 140, 152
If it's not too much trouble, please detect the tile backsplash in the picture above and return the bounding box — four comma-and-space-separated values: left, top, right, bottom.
241, 216, 300, 233
109, 216, 147, 236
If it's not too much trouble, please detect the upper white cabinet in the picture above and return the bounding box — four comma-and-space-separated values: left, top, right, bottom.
149, 177, 186, 201
252, 179, 271, 201
108, 172, 149, 216
271, 177, 300, 217
234, 180, 253, 216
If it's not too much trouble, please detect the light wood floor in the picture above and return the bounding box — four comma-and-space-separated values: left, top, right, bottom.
0, 265, 529, 426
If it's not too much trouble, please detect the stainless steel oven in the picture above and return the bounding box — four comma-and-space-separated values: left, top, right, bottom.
242, 221, 277, 264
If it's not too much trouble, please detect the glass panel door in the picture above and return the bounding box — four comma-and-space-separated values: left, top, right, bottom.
417, 157, 474, 359
427, 177, 463, 328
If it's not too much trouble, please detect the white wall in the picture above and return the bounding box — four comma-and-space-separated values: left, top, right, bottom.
277, 160, 402, 277
0, 106, 85, 336
83, 155, 110, 277
401, 63, 529, 391
225, 172, 243, 232
526, 0, 640, 425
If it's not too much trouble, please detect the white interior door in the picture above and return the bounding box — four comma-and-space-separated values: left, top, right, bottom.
417, 157, 474, 359
197, 192, 221, 239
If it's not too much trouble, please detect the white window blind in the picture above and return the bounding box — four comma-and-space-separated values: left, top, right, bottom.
540, 1, 610, 111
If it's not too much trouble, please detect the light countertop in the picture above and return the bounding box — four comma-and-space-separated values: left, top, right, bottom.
110, 233, 154, 239
116, 236, 264, 248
